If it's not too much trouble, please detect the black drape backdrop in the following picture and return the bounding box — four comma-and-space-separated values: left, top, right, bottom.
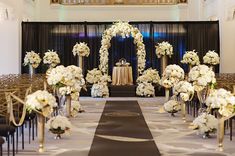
22, 21, 220, 80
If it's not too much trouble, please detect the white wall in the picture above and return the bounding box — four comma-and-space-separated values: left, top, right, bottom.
0, 21, 20, 74
203, 0, 235, 73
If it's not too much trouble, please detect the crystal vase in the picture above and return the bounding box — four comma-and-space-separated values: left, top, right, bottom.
197, 87, 210, 114
37, 113, 45, 153
29, 65, 35, 78
165, 88, 170, 102
66, 95, 72, 117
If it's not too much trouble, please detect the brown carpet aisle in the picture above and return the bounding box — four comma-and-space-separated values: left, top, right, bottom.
88, 101, 161, 156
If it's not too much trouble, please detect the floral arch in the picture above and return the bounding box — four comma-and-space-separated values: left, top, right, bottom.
98, 21, 146, 75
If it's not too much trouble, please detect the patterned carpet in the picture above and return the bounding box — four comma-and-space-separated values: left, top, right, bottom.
3, 97, 235, 156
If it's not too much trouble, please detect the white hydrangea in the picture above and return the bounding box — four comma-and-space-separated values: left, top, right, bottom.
160, 64, 185, 88
188, 65, 216, 92
99, 21, 146, 74
43, 50, 60, 68
23, 51, 41, 68
136, 82, 155, 97
47, 65, 85, 95
173, 81, 194, 102
72, 42, 90, 57
155, 41, 173, 58
192, 113, 217, 134
91, 83, 109, 97
163, 100, 181, 113
136, 68, 160, 84
203, 50, 220, 65
26, 90, 57, 117
86, 68, 103, 84
46, 115, 72, 134
206, 88, 235, 117
181, 50, 200, 66
71, 100, 82, 117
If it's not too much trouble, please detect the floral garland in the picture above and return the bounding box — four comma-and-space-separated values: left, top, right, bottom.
43, 50, 60, 68
26, 90, 57, 117
160, 64, 185, 88
155, 41, 173, 58
203, 50, 220, 65
181, 50, 200, 66
206, 88, 235, 117
72, 42, 90, 57
23, 51, 41, 68
99, 21, 146, 74
188, 65, 216, 92
173, 81, 194, 102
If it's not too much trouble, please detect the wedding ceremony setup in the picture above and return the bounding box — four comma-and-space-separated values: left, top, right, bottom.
1, 0, 235, 156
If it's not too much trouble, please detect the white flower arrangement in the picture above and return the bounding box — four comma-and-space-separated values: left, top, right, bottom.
136, 82, 155, 97
72, 42, 90, 57
136, 68, 160, 84
91, 83, 109, 98
99, 21, 146, 74
26, 90, 57, 117
71, 100, 82, 117
43, 50, 60, 68
163, 100, 181, 113
203, 50, 220, 65
47, 65, 85, 95
160, 64, 185, 88
206, 88, 235, 117
173, 81, 194, 102
188, 65, 216, 92
192, 113, 217, 134
85, 68, 103, 84
98, 74, 112, 84
155, 41, 173, 58
46, 115, 72, 135
23, 51, 41, 68
181, 50, 200, 66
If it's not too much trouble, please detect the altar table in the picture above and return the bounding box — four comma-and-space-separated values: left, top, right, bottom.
112, 66, 133, 85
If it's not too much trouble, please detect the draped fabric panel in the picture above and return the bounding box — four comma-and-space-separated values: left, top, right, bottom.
21, 21, 220, 80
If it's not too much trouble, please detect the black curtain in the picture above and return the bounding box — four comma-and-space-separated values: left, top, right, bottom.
22, 21, 220, 79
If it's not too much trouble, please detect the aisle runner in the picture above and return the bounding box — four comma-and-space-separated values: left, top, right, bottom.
88, 101, 161, 156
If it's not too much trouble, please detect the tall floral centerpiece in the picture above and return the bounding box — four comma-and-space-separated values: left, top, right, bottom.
203, 50, 220, 72
188, 65, 216, 112
173, 81, 194, 121
47, 65, 85, 117
46, 115, 72, 139
25, 90, 57, 152
205, 88, 235, 150
43, 50, 60, 69
160, 64, 185, 101
91, 74, 111, 98
155, 41, 173, 74
136, 68, 160, 97
23, 51, 41, 77
191, 113, 217, 138
181, 50, 200, 72
72, 42, 90, 70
